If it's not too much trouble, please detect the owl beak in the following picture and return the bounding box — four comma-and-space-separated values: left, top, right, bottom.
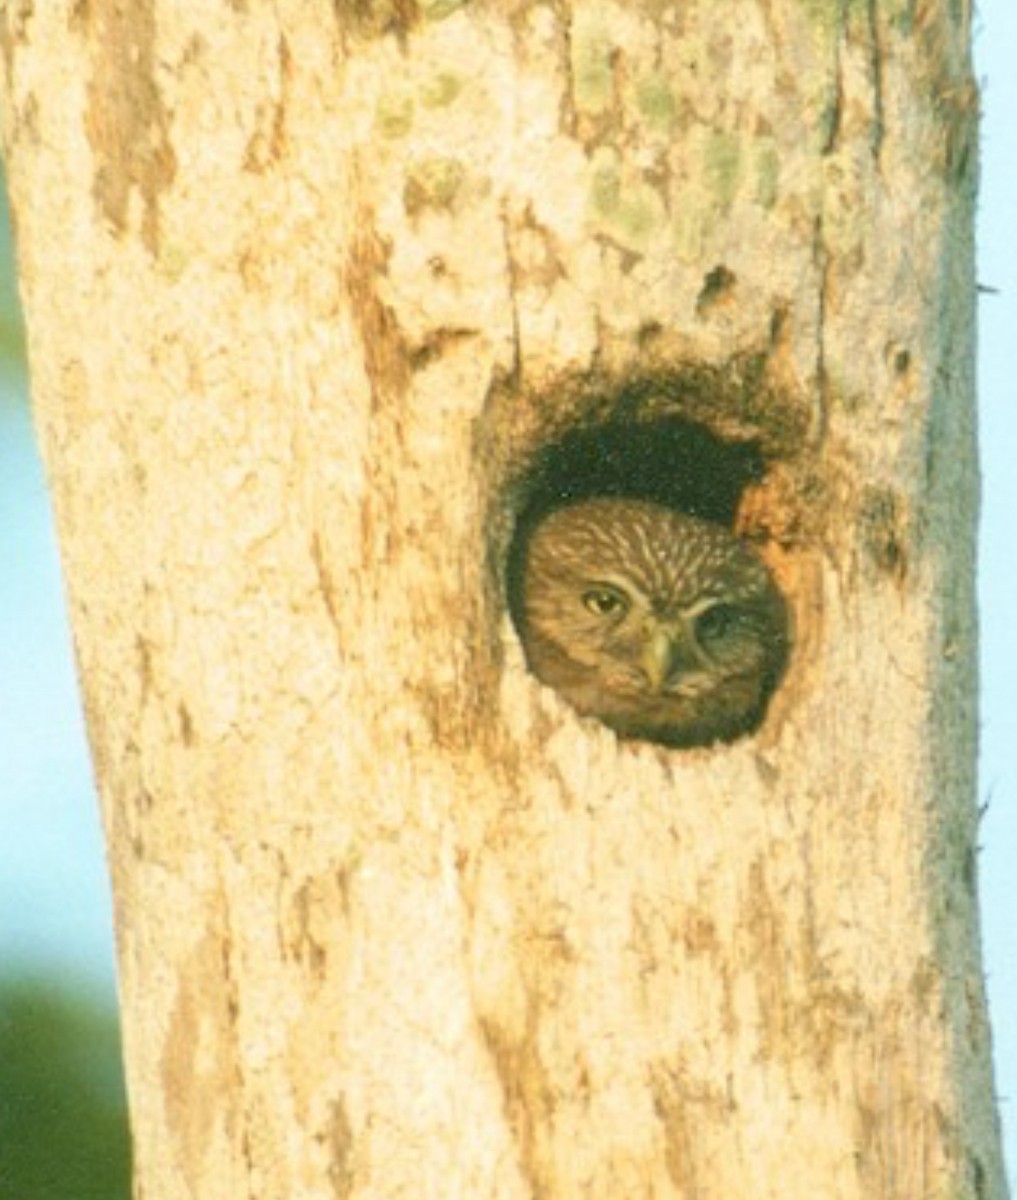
641, 627, 681, 692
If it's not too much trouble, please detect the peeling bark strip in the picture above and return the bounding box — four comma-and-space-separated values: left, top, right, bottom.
0, 1, 1004, 1198
80, 2, 176, 253
334, 0, 421, 40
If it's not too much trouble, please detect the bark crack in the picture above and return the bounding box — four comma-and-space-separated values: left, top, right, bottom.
865, 0, 886, 165
476, 1014, 543, 1200
501, 208, 523, 389
811, 216, 831, 449
310, 532, 346, 666
822, 6, 846, 156
556, 3, 579, 138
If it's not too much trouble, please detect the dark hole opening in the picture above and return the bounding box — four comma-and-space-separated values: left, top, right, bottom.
506, 417, 766, 625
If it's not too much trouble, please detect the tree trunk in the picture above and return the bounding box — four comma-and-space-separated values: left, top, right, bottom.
0, 2, 1004, 1197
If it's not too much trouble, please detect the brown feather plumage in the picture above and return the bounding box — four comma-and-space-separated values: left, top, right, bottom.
519, 498, 788, 747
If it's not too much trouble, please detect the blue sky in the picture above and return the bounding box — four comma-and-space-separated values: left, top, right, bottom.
1, 0, 1015, 1177
973, 0, 1017, 1171
0, 390, 114, 992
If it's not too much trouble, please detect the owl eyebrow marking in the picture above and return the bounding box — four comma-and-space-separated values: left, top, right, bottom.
626, 519, 662, 587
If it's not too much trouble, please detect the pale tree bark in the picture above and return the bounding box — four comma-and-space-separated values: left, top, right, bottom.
0, 1, 1004, 1197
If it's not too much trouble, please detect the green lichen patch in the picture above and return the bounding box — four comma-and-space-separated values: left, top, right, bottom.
572, 25, 615, 115
404, 156, 466, 214
420, 0, 467, 19
374, 91, 415, 138
703, 132, 742, 206
588, 149, 666, 254
674, 205, 706, 264
754, 141, 779, 209
795, 0, 850, 40
635, 73, 678, 134
158, 243, 189, 281
589, 152, 622, 217
419, 70, 463, 108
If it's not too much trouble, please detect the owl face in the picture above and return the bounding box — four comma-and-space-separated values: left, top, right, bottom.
519, 498, 788, 747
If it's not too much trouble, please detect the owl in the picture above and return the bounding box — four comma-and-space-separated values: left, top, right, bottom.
518, 497, 788, 747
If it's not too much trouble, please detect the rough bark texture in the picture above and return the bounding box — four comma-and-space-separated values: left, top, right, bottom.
0, 1, 1004, 1198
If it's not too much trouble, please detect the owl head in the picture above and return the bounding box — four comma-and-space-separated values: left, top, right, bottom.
518, 497, 788, 747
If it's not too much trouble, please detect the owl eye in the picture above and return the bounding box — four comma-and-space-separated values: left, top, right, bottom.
582, 585, 629, 617
695, 602, 742, 642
